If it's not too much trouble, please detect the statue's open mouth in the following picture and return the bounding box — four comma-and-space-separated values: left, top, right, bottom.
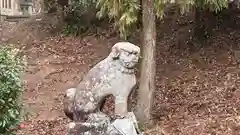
124, 62, 136, 69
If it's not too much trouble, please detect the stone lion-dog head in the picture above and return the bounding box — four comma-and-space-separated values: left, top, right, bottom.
110, 42, 140, 70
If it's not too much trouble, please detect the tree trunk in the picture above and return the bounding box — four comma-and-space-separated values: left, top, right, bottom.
135, 0, 156, 126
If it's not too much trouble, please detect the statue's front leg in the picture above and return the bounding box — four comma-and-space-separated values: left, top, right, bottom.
114, 95, 128, 118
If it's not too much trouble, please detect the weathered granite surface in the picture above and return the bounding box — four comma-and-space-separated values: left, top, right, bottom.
64, 42, 140, 121
63, 42, 141, 135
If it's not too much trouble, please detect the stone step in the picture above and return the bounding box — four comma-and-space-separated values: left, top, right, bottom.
5, 15, 30, 22
6, 15, 30, 19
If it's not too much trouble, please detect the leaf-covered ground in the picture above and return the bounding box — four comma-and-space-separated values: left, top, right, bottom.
1, 8, 240, 135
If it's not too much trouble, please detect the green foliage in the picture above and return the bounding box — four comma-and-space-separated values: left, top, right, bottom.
62, 0, 98, 36
96, 0, 140, 39
95, 0, 228, 39
155, 0, 193, 19
0, 45, 25, 134
154, 0, 228, 18
194, 0, 228, 12
43, 0, 58, 13
62, 0, 229, 39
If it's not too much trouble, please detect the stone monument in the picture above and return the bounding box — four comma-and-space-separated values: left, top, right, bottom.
63, 42, 142, 135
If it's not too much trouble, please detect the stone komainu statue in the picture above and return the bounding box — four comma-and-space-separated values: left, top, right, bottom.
63, 42, 140, 122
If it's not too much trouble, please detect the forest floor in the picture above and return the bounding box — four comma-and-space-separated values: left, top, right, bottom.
1, 8, 240, 135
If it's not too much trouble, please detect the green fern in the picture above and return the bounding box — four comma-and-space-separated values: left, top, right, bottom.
62, 0, 229, 39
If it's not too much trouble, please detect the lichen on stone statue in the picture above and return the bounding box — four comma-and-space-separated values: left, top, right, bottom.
63, 42, 140, 135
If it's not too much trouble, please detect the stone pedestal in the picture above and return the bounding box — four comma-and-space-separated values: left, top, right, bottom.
67, 112, 111, 135
67, 112, 143, 135
0, 15, 6, 22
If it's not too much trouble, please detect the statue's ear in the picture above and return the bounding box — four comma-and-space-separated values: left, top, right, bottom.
111, 46, 120, 59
